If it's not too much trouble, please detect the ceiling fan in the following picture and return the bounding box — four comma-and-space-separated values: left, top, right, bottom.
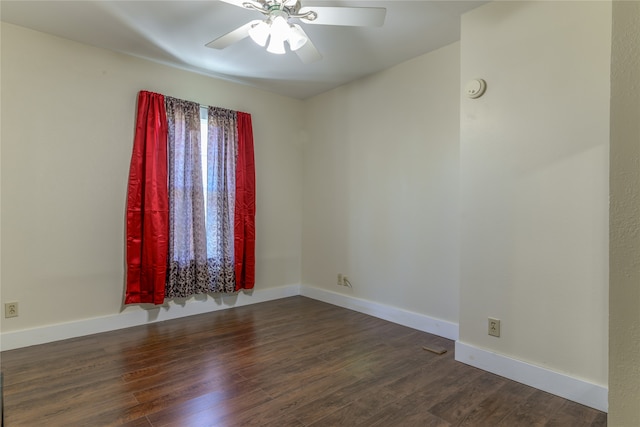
206, 0, 386, 63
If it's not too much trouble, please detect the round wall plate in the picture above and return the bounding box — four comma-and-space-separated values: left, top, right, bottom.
465, 79, 487, 99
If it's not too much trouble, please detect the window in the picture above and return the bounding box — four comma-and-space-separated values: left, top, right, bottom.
125, 91, 255, 305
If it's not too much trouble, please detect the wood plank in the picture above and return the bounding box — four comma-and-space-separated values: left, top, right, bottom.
457, 378, 537, 426
545, 399, 602, 427
497, 389, 568, 426
428, 371, 507, 423
306, 388, 397, 427
364, 398, 452, 427
214, 371, 362, 426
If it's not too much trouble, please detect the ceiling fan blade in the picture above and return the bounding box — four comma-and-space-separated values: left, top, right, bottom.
294, 34, 322, 64
299, 6, 386, 27
217, 0, 262, 9
205, 21, 255, 49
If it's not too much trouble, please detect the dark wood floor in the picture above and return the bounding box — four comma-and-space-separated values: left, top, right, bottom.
1, 296, 606, 426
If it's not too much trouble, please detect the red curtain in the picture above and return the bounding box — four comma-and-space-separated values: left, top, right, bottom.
234, 112, 256, 290
125, 91, 169, 304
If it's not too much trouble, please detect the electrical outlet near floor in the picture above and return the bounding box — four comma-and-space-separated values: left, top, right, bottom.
337, 273, 343, 286
5, 302, 19, 318
488, 317, 500, 337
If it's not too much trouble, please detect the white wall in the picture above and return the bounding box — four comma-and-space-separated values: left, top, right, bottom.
609, 0, 640, 424
458, 0, 610, 391
0, 22, 304, 335
301, 43, 461, 328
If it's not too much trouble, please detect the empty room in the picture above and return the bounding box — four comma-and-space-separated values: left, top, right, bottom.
1, 1, 638, 426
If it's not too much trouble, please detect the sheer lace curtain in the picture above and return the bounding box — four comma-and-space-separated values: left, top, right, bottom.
165, 100, 239, 297
165, 97, 207, 298
205, 107, 238, 293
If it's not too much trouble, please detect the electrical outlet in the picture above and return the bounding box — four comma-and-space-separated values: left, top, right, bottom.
5, 302, 19, 318
337, 273, 343, 286
488, 317, 500, 337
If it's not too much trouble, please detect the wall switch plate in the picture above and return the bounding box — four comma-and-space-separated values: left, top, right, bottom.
488, 317, 500, 337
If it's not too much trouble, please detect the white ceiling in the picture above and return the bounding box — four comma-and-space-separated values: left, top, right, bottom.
0, 0, 485, 99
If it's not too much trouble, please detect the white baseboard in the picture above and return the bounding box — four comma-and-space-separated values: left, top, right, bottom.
1, 284, 458, 351
299, 285, 459, 340
455, 341, 608, 412
0, 284, 300, 351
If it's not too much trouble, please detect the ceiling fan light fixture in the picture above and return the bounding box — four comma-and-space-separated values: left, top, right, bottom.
207, 1, 386, 64
248, 20, 270, 46
288, 24, 308, 51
